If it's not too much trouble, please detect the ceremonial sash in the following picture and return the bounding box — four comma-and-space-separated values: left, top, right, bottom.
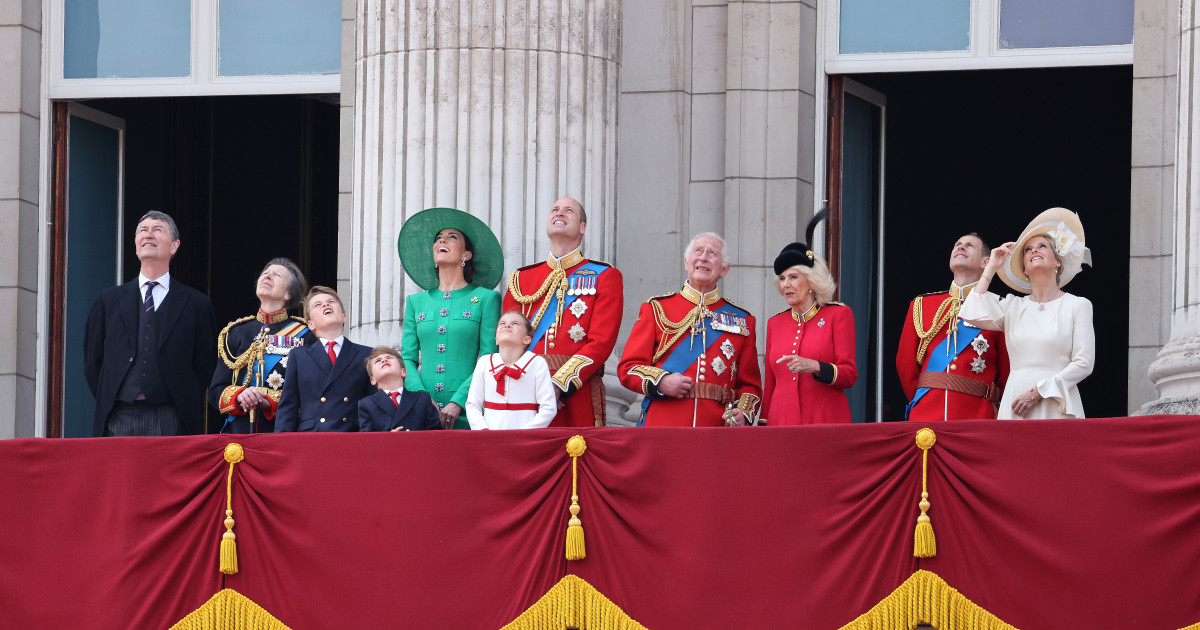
222, 321, 309, 433
529, 262, 609, 346
905, 321, 981, 419
638, 302, 747, 426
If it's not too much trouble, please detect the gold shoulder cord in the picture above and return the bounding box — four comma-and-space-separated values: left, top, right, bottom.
912, 297, 960, 365
217, 316, 269, 388
217, 316, 257, 369
507, 268, 568, 329
649, 300, 703, 363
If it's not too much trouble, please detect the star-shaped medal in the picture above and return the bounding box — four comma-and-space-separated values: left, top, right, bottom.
971, 334, 990, 355
568, 323, 586, 343
267, 372, 284, 390
721, 339, 735, 359
569, 299, 588, 319
970, 357, 986, 374
711, 356, 727, 376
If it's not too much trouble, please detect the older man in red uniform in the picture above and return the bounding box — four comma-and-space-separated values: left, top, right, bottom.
897, 233, 1009, 420
504, 197, 624, 427
619, 233, 762, 427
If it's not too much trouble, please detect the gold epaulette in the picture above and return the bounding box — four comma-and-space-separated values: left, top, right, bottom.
826, 301, 847, 307
515, 261, 543, 272
645, 291, 676, 304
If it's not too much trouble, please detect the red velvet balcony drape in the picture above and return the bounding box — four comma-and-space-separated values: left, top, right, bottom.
1, 416, 1197, 629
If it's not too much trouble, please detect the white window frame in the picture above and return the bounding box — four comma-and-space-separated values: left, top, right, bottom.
45, 0, 340, 99
824, 0, 1133, 74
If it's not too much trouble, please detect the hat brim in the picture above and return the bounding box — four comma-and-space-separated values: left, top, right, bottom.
397, 208, 505, 291
1000, 207, 1090, 294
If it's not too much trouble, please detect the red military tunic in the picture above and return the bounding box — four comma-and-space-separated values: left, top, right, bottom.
618, 283, 762, 427
503, 248, 624, 427
761, 303, 856, 425
896, 282, 1009, 421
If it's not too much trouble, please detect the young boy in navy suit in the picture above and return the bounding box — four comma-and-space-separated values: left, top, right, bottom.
275, 286, 373, 432
357, 346, 441, 432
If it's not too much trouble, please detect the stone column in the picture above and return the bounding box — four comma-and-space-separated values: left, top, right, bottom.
1141, 0, 1200, 414
0, 2, 41, 437
348, 0, 621, 346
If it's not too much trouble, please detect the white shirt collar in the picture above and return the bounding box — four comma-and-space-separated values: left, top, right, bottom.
138, 271, 171, 291
318, 335, 346, 349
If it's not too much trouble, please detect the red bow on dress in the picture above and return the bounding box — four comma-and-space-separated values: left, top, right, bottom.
492, 364, 526, 396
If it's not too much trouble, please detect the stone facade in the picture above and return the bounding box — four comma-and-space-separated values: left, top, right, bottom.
0, 0, 40, 438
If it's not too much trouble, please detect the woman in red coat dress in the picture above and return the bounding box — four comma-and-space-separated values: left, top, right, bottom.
761, 234, 857, 425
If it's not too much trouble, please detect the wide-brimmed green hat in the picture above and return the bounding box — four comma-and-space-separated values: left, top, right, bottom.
397, 207, 505, 291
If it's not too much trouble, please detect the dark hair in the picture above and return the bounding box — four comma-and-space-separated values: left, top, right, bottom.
137, 210, 180, 242
260, 258, 307, 312
304, 285, 345, 320
433, 228, 476, 284
363, 346, 402, 377
499, 310, 534, 337
963, 232, 990, 254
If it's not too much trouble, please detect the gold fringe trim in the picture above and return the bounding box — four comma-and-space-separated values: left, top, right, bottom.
501, 574, 647, 630
220, 443, 245, 575
913, 428, 937, 558
837, 570, 1018, 630
565, 435, 587, 561
169, 589, 292, 630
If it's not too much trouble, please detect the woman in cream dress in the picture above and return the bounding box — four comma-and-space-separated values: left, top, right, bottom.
959, 208, 1095, 419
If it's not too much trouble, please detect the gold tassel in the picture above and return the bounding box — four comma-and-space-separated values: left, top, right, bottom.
220, 443, 245, 575
565, 435, 588, 561
913, 428, 937, 558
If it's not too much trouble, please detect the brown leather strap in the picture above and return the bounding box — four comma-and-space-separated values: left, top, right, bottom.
687, 382, 734, 405
917, 371, 999, 403
544, 353, 607, 426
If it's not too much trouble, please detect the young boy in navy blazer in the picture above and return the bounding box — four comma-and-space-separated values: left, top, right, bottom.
275, 286, 373, 432
357, 346, 441, 432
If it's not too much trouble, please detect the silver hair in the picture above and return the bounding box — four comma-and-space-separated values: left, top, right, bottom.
683, 232, 732, 268
137, 210, 180, 242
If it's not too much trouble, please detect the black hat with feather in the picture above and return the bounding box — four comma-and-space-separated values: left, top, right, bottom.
773, 207, 829, 275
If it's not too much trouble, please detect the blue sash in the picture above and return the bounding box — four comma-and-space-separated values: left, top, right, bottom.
638, 302, 748, 426
905, 321, 980, 418
221, 323, 309, 433
529, 262, 609, 346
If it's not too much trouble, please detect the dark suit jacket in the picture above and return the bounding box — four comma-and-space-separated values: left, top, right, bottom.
83, 278, 217, 436
357, 389, 441, 432
274, 338, 372, 432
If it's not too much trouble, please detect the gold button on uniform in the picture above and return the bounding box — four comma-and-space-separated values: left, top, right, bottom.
343, 397, 349, 402
950, 364, 958, 370
698, 375, 706, 381
320, 397, 326, 402
320, 418, 326, 423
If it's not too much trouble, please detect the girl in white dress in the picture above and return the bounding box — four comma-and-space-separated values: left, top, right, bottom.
960, 208, 1095, 419
466, 311, 557, 429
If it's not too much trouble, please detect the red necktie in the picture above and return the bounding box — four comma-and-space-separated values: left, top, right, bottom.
389, 391, 400, 407
493, 364, 525, 396
326, 341, 338, 365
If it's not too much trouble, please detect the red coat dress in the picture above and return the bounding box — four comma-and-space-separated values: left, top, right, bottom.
895, 285, 1009, 421
761, 304, 857, 425
618, 284, 762, 427
503, 249, 624, 428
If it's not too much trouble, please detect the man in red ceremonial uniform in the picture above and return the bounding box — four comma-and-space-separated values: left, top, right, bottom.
619, 233, 762, 427
897, 233, 1009, 421
504, 197, 624, 427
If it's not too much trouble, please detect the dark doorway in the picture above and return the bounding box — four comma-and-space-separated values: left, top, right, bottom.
51, 94, 340, 435
839, 66, 1131, 420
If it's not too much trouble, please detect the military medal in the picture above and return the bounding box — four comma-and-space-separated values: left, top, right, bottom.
971, 335, 989, 355
971, 357, 986, 374
711, 356, 727, 376
569, 299, 588, 319
568, 323, 586, 342
721, 339, 735, 359
266, 372, 284, 390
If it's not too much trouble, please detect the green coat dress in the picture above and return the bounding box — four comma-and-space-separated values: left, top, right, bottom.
401, 285, 500, 429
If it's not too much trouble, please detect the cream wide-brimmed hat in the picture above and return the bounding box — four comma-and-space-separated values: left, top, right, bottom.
1000, 207, 1092, 293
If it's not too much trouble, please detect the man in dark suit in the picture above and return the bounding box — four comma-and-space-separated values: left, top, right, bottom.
357, 346, 441, 432
83, 211, 218, 436
275, 286, 373, 432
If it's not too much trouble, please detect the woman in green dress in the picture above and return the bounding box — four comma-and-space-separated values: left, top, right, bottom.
398, 208, 503, 429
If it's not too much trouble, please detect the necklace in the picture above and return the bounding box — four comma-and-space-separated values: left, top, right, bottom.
1033, 290, 1058, 311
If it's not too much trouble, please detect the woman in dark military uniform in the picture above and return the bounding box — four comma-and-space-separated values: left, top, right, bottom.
209, 258, 316, 433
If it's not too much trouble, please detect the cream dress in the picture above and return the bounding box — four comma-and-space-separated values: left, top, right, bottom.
959, 291, 1095, 419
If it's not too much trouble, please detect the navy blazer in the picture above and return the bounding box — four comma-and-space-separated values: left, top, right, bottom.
274, 338, 373, 432
357, 389, 441, 432
83, 278, 217, 436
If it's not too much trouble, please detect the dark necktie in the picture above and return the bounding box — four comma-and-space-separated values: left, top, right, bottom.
143, 280, 158, 315
389, 391, 401, 407
326, 341, 338, 365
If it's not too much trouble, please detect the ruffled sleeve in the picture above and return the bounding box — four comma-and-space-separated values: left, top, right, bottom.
1035, 296, 1095, 418
959, 290, 1007, 332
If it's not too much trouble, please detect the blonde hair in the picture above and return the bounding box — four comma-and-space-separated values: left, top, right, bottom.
778, 258, 837, 306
